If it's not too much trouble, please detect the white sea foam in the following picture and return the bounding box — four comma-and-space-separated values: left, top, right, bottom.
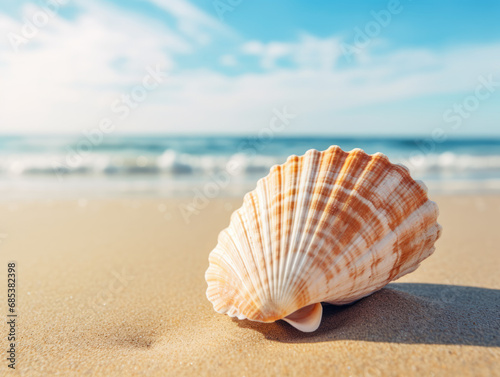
1, 151, 500, 178
0, 136, 499, 197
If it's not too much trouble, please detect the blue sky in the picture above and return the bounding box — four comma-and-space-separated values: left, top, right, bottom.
0, 0, 499, 136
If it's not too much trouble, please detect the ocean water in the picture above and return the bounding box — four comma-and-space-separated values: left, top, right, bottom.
1, 135, 500, 199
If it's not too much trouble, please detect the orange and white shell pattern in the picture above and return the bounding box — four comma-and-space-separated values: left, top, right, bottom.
205, 146, 442, 332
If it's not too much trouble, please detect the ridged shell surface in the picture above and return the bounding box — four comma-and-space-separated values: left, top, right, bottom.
205, 146, 441, 332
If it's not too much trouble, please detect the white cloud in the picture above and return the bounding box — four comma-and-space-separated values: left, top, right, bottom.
242, 34, 342, 71
0, 0, 499, 136
126, 43, 500, 135
242, 40, 291, 69
0, 0, 200, 131
219, 54, 237, 67
146, 0, 233, 44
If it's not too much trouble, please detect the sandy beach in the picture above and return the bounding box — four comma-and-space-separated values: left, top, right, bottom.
0, 194, 499, 377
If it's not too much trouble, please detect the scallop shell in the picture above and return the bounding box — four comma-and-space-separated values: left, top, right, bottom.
205, 146, 442, 332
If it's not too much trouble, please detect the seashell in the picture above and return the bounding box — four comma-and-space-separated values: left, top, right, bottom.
205, 146, 442, 332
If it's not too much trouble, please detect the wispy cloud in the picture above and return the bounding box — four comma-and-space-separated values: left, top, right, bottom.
242, 34, 343, 71
0, 0, 498, 135
146, 0, 233, 43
